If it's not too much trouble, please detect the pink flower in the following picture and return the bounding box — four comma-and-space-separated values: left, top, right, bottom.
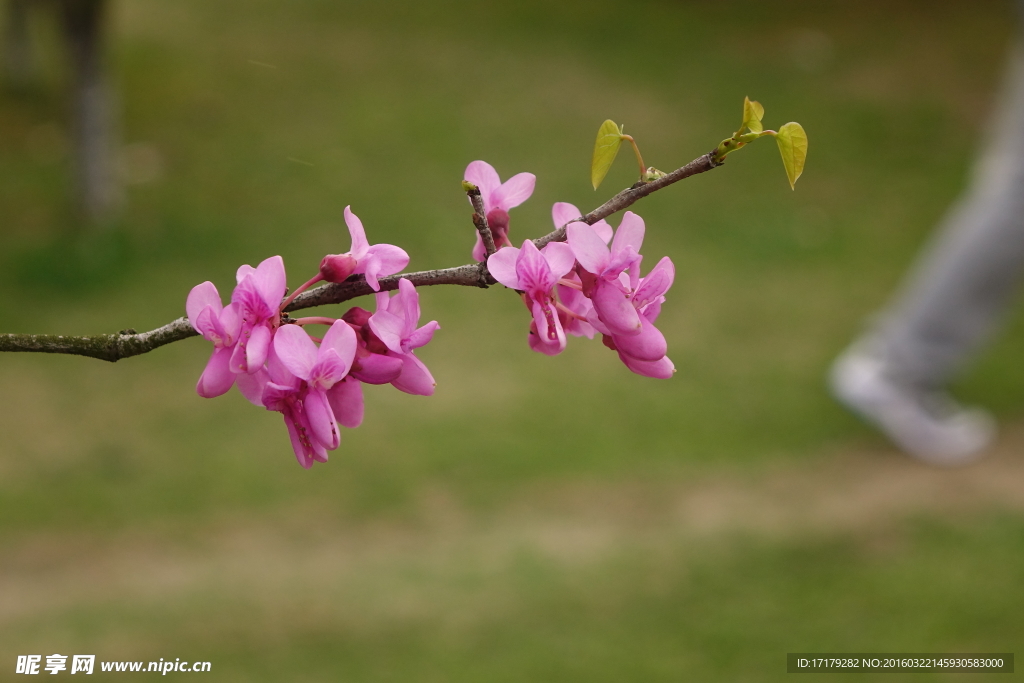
465, 160, 536, 261
319, 207, 409, 291
368, 278, 440, 395
186, 281, 242, 398
340, 306, 405, 385
566, 212, 646, 337
487, 239, 576, 356
548, 203, 611, 341
260, 358, 326, 470
230, 255, 287, 375
590, 256, 676, 379
272, 320, 357, 454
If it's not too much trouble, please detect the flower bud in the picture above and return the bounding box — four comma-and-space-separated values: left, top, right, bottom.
486, 208, 511, 247
319, 253, 358, 283
341, 306, 372, 327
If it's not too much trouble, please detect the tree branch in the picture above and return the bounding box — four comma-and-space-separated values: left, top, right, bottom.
533, 151, 720, 248
465, 184, 497, 257
0, 151, 721, 362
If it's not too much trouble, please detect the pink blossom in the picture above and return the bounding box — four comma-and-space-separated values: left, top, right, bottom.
368, 278, 440, 395
340, 306, 405, 385
465, 160, 536, 261
186, 281, 242, 398
318, 207, 409, 291
590, 256, 676, 379
566, 212, 646, 337
272, 320, 357, 453
229, 255, 287, 375
260, 347, 326, 470
487, 239, 575, 356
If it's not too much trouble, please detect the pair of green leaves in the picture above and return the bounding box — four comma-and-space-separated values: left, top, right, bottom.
719, 96, 808, 190
590, 97, 808, 191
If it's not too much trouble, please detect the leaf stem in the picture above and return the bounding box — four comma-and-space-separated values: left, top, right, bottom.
620, 135, 647, 179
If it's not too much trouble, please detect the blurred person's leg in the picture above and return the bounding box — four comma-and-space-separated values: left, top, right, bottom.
830, 42, 1024, 464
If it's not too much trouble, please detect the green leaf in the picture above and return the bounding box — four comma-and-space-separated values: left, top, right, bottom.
742, 96, 764, 134
774, 122, 808, 189
591, 119, 623, 190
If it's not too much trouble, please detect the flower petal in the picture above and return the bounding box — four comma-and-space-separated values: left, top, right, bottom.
252, 255, 287, 310
245, 323, 272, 371
327, 377, 364, 429
368, 309, 405, 354
406, 320, 439, 350
586, 309, 611, 336
390, 351, 436, 396
529, 300, 566, 356
272, 324, 319, 380
344, 205, 370, 258
464, 160, 501, 210
471, 232, 487, 263
612, 315, 667, 362
610, 211, 645, 259
516, 240, 557, 294
305, 389, 340, 450
486, 246, 522, 289
396, 278, 421, 337
365, 243, 410, 278
266, 340, 301, 388
605, 244, 639, 279
361, 254, 382, 292
351, 350, 403, 384
218, 303, 243, 345
193, 305, 219, 341
235, 367, 269, 406
310, 348, 349, 388
633, 256, 675, 308
186, 282, 222, 330
618, 351, 675, 379
320, 319, 357, 369
235, 264, 256, 284
551, 202, 583, 230
541, 241, 576, 280
592, 278, 642, 336
196, 346, 235, 398
282, 411, 313, 469
490, 172, 535, 211
566, 223, 610, 275
591, 218, 613, 245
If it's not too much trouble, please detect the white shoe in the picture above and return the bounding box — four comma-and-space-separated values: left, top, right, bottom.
829, 346, 995, 466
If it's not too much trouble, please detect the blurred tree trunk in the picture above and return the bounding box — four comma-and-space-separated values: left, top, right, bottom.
60, 0, 119, 224
4, 0, 36, 87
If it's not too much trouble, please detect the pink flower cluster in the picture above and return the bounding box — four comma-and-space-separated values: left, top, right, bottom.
186, 208, 438, 469
187, 162, 679, 466
470, 161, 676, 378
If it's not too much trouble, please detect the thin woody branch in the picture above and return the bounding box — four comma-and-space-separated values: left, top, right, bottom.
464, 184, 497, 257
533, 151, 720, 249
0, 151, 721, 362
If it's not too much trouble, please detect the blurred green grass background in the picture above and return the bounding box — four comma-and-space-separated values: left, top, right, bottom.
2, 0, 1024, 680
